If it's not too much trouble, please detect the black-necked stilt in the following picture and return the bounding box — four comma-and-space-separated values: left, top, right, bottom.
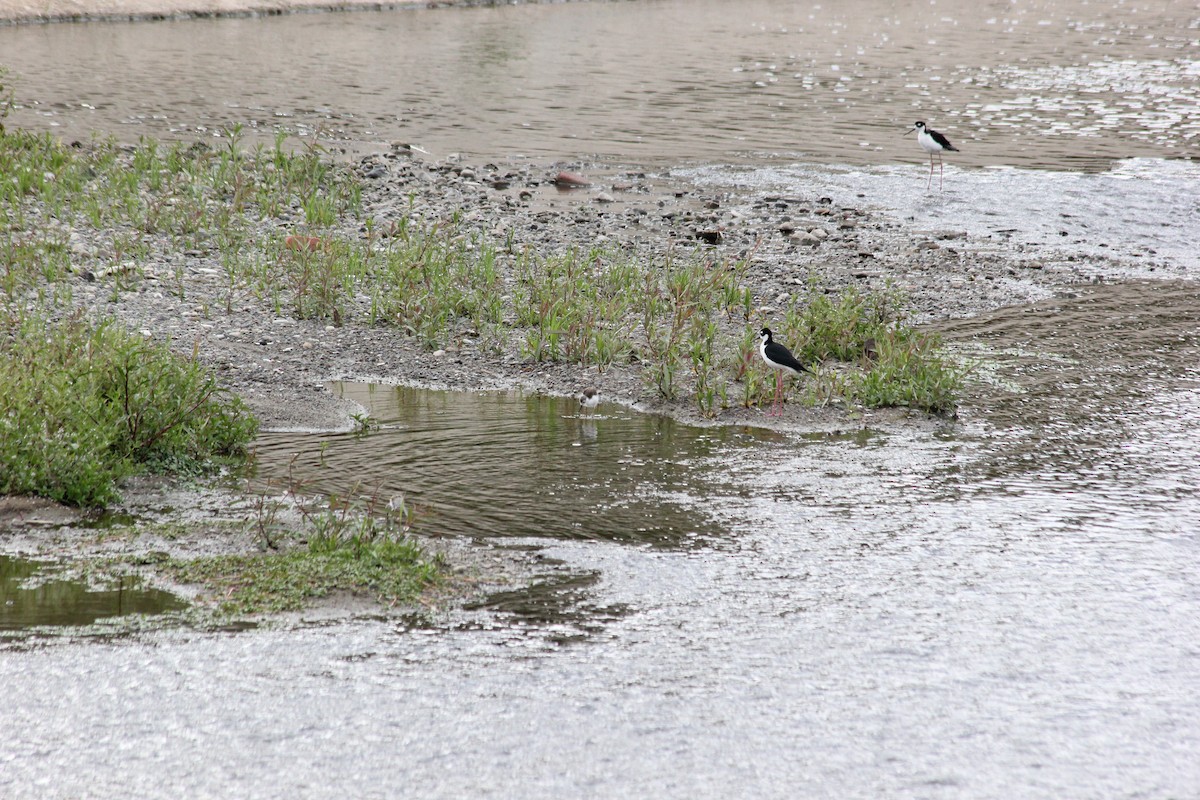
578, 387, 601, 415
758, 327, 810, 417
904, 121, 958, 191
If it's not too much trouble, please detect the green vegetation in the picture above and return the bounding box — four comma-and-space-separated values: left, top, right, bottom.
0, 311, 257, 506
165, 493, 440, 616
0, 71, 965, 618
779, 283, 963, 415
850, 328, 962, 414
0, 102, 964, 484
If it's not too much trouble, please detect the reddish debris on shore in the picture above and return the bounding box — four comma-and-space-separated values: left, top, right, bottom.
553, 171, 590, 188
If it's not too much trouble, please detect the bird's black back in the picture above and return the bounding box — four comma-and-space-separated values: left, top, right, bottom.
929, 128, 958, 151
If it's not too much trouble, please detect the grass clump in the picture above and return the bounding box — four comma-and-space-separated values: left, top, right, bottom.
0, 311, 258, 507
850, 329, 963, 414
0, 125, 360, 307
782, 283, 904, 363
166, 494, 440, 615
758, 284, 965, 415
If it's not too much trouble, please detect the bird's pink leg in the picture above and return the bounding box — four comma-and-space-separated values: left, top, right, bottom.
927, 156, 934, 191
939, 154, 944, 191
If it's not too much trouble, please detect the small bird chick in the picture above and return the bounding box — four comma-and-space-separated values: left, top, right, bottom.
578, 387, 601, 415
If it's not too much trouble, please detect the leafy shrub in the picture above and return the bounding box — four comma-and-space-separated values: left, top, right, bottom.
850, 329, 963, 415
0, 311, 258, 506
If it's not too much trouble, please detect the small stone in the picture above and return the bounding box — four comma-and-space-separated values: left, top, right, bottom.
595, 191, 615, 203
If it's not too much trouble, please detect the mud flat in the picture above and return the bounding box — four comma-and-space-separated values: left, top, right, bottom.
57, 149, 1090, 434
0, 134, 1126, 617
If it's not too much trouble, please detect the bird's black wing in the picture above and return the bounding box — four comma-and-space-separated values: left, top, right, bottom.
930, 129, 959, 151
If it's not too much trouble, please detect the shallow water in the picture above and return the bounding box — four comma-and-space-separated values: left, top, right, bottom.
0, 554, 186, 631
682, 156, 1200, 274
3, 282, 1199, 797
250, 383, 776, 548
2, 0, 1197, 171
3, 1, 1200, 796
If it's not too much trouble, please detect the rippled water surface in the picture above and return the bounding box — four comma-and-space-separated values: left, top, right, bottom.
2, 0, 1197, 170
251, 383, 765, 549
6, 283, 1198, 798
3, 1, 1200, 797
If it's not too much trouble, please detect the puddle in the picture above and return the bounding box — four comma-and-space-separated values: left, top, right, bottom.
250, 385, 774, 550
0, 555, 187, 632
249, 385, 773, 628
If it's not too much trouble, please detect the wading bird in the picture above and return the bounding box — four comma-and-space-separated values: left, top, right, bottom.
578, 386, 601, 415
758, 328, 810, 417
904, 121, 959, 191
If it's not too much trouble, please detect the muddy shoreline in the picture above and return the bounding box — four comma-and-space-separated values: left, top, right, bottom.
0, 0, 510, 25
65, 148, 1083, 436
1, 141, 1103, 620
3, 139, 1079, 626
0, 13, 1127, 625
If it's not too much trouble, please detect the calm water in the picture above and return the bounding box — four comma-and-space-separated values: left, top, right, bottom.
0, 555, 186, 631
2, 1, 1200, 797
250, 383, 774, 549
1, 0, 1197, 171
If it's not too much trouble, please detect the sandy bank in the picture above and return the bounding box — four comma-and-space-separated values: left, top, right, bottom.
0, 0, 487, 24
